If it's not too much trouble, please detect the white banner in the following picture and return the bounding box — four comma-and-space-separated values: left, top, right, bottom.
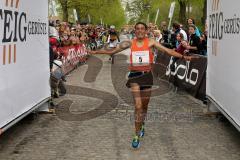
50, 0, 57, 16
168, 2, 175, 19
154, 8, 159, 25
73, 9, 78, 21
168, 2, 175, 30
0, 0, 50, 128
207, 0, 240, 127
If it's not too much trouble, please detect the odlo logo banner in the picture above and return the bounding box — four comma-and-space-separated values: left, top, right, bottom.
0, 0, 47, 65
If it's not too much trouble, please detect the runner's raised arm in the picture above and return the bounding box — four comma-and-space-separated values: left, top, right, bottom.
89, 40, 132, 56
149, 39, 192, 61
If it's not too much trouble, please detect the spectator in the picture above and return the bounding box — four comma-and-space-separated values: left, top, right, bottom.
147, 23, 155, 38
187, 24, 201, 55
170, 33, 189, 72
107, 25, 120, 43
172, 22, 188, 42
49, 20, 59, 40
60, 30, 70, 47
170, 22, 188, 50
200, 20, 208, 56
50, 53, 63, 98
160, 21, 170, 44
200, 33, 207, 56
48, 19, 109, 100
70, 27, 76, 37
107, 25, 120, 48
187, 18, 201, 37
153, 30, 162, 43
175, 33, 189, 55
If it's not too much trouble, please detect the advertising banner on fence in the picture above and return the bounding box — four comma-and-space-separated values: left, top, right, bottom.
154, 53, 207, 100
166, 56, 207, 99
207, 0, 240, 127
58, 44, 88, 75
0, 0, 50, 128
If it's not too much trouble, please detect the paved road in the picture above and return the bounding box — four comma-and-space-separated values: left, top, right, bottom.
0, 36, 240, 160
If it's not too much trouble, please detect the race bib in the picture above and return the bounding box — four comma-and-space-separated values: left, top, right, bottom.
131, 51, 150, 66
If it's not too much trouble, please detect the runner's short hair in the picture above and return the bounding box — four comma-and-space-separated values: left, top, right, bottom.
135, 22, 148, 30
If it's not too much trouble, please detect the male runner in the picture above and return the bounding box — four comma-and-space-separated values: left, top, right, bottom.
89, 22, 192, 148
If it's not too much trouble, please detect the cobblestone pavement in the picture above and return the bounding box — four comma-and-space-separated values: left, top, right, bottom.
1, 36, 240, 160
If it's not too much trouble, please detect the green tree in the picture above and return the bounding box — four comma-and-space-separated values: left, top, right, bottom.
202, 0, 207, 25
126, 0, 153, 23
58, 0, 69, 21
126, 0, 206, 29
56, 0, 126, 28
178, 0, 187, 26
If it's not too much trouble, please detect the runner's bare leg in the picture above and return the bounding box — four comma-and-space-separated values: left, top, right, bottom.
130, 83, 143, 135
141, 88, 152, 124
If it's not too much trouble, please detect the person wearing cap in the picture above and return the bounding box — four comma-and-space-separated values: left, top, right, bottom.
106, 25, 120, 62
107, 25, 120, 44
89, 22, 193, 149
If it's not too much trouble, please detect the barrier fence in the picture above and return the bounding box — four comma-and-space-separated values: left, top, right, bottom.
154, 52, 207, 100
57, 44, 88, 75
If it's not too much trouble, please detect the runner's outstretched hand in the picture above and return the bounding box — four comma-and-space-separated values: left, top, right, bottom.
183, 55, 200, 61
87, 50, 97, 54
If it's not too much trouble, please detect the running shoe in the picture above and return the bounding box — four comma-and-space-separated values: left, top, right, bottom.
139, 123, 145, 138
132, 135, 140, 148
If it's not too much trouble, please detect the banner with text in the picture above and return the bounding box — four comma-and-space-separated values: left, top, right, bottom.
0, 0, 50, 129
154, 53, 207, 100
207, 0, 240, 127
58, 44, 88, 75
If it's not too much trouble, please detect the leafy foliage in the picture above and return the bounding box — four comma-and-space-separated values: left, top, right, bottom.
126, 0, 206, 29
55, 0, 206, 29
56, 0, 126, 28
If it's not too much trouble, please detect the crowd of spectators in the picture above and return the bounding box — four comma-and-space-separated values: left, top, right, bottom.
48, 18, 207, 100
49, 21, 119, 52
48, 20, 120, 100
126, 18, 208, 56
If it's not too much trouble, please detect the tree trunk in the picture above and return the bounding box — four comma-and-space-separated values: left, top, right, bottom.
178, 0, 187, 26
59, 0, 68, 22
201, 0, 207, 25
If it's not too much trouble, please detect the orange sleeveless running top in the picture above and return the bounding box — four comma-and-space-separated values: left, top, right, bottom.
129, 38, 153, 72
